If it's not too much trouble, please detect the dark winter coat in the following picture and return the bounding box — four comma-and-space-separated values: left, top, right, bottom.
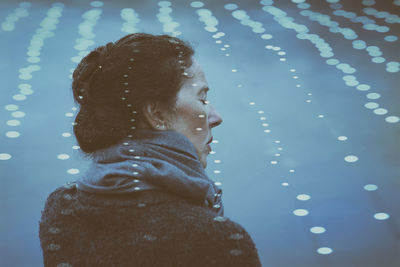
39, 181, 262, 267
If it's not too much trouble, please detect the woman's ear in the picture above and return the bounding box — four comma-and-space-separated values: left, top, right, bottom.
141, 101, 169, 130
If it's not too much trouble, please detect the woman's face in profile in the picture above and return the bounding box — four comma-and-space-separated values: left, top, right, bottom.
168, 59, 223, 168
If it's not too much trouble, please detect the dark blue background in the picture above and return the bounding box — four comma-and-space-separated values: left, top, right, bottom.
0, 0, 399, 266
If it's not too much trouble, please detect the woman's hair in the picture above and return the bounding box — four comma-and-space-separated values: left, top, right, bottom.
72, 33, 195, 154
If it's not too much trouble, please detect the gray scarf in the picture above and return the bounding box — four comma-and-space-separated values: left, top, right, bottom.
76, 128, 224, 216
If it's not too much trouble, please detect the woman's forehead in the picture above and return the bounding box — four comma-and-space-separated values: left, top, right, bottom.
185, 60, 207, 82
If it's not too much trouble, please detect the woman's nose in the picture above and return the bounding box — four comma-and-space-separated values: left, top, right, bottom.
209, 104, 223, 128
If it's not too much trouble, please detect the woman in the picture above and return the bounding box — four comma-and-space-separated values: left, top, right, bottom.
39, 33, 261, 267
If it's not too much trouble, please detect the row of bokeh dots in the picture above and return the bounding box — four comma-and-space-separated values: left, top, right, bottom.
230, 6, 289, 61
157, 1, 181, 36
70, 5, 102, 64
343, 0, 400, 6
260, 0, 400, 124
121, 8, 140, 33
325, 0, 395, 35
293, 0, 400, 117
311, 0, 400, 65
328, 0, 400, 23
294, 0, 400, 72
1, 2, 31, 31
363, 9, 400, 24
262, 2, 335, 59
331, 9, 398, 41
330, 0, 400, 8
1, 3, 64, 162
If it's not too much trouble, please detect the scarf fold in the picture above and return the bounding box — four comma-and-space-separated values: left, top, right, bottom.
76, 128, 224, 216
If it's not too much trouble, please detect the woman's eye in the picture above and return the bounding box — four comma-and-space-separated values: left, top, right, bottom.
200, 99, 208, 105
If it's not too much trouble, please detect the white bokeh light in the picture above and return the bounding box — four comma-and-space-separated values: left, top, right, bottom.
67, 168, 80, 175
293, 209, 309, 216
364, 184, 378, 191
297, 194, 311, 201
317, 247, 333, 255
57, 154, 70, 160
310, 226, 326, 234
374, 213, 390, 220
344, 155, 358, 163
0, 153, 12, 160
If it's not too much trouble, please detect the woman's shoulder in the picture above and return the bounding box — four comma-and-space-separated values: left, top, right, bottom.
40, 182, 79, 220
167, 207, 262, 267
39, 182, 261, 267
40, 181, 248, 232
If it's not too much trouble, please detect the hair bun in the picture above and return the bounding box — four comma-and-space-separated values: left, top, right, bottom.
97, 42, 114, 63
72, 42, 114, 105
